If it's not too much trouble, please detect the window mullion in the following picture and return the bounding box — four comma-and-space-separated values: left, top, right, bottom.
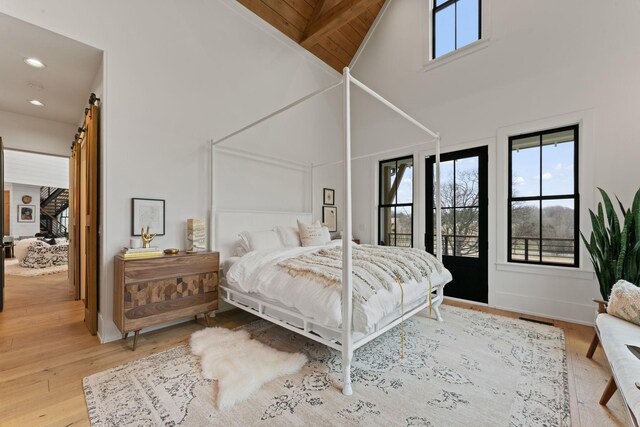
453, 159, 457, 256
538, 135, 543, 263
454, 1, 458, 50
432, 4, 437, 59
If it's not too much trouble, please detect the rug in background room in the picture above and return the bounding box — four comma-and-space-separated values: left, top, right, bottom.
83, 305, 570, 426
3, 258, 68, 276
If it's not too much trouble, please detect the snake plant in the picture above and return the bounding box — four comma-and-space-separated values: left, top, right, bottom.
581, 187, 640, 299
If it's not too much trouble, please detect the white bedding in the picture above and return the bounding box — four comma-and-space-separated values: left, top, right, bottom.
225, 241, 452, 334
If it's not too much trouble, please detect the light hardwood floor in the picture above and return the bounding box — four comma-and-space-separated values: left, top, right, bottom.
0, 271, 629, 426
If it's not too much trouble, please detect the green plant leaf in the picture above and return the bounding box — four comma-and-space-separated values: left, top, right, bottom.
581, 188, 640, 298
633, 188, 640, 242
616, 195, 627, 216
599, 188, 620, 248
616, 210, 632, 279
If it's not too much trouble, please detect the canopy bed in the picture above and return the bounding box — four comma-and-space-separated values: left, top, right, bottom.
209, 68, 446, 396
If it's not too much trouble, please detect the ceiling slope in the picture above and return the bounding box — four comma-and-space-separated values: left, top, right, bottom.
236, 0, 385, 71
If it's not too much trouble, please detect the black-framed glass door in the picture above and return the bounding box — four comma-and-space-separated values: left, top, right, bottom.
426, 146, 488, 303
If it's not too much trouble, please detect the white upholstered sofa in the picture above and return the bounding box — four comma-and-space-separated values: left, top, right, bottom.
589, 283, 640, 426
15, 238, 69, 269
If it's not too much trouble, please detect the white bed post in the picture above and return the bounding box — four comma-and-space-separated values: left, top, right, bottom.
341, 67, 354, 396
210, 140, 216, 252
433, 134, 444, 322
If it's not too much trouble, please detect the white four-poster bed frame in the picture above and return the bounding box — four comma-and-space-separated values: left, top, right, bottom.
210, 68, 443, 396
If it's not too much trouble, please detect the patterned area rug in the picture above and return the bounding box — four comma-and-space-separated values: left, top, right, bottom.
4, 258, 68, 276
83, 305, 570, 426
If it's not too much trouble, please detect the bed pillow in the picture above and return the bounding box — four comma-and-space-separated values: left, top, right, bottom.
275, 225, 301, 247
238, 230, 283, 252
297, 220, 330, 247
607, 280, 640, 326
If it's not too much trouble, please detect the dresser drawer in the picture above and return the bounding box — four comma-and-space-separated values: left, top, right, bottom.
123, 253, 219, 284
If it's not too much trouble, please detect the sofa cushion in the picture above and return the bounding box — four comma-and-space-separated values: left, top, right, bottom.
608, 280, 640, 326
596, 313, 640, 423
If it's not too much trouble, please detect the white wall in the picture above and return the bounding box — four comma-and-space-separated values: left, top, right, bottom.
4, 150, 69, 189
0, 0, 341, 342
0, 110, 75, 157
312, 163, 344, 237
214, 148, 310, 213
9, 183, 40, 237
350, 0, 640, 324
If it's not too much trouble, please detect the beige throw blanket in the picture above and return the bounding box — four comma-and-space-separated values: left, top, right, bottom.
278, 244, 443, 304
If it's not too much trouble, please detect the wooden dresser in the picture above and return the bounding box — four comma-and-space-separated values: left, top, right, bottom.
114, 251, 219, 350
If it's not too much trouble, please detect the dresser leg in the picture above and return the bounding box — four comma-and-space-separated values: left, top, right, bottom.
204, 313, 211, 327
122, 332, 129, 340
132, 330, 140, 351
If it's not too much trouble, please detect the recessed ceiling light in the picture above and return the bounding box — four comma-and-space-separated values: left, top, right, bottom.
24, 57, 46, 68
29, 99, 45, 106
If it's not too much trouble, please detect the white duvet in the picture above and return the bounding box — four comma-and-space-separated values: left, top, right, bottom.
225, 241, 452, 334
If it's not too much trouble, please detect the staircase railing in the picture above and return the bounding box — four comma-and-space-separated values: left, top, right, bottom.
40, 210, 68, 238
41, 187, 65, 209
40, 186, 69, 217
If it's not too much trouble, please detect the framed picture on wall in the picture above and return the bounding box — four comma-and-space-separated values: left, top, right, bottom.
132, 198, 165, 236
323, 188, 335, 205
322, 206, 337, 232
17, 205, 35, 223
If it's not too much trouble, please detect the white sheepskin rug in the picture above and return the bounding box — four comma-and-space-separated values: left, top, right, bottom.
190, 327, 308, 410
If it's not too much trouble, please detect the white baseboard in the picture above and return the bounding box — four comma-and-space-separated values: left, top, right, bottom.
442, 296, 595, 327
493, 304, 595, 327
443, 296, 489, 306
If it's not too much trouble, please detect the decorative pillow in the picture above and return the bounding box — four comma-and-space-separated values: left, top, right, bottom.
607, 280, 640, 326
234, 243, 249, 257
321, 226, 331, 244
238, 230, 283, 252
237, 237, 251, 254
297, 220, 330, 247
275, 225, 301, 247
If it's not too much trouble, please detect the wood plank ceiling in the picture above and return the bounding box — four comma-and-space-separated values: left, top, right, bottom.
237, 0, 386, 71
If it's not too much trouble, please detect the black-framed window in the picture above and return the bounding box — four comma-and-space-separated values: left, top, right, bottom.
432, 0, 481, 59
379, 156, 413, 247
508, 125, 579, 267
